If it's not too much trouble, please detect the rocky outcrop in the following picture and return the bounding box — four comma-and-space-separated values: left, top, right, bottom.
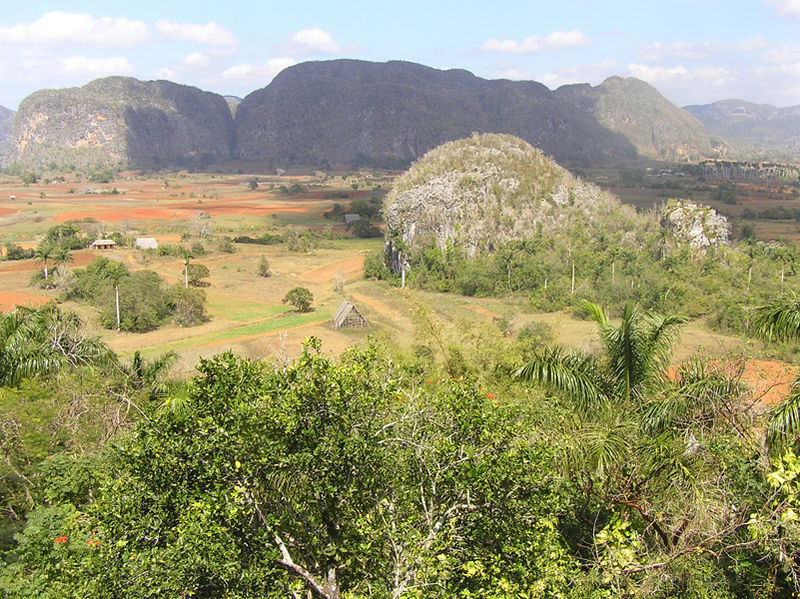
661, 199, 729, 250
6, 77, 234, 170
234, 59, 638, 169
0, 106, 14, 146
555, 77, 713, 162
384, 133, 641, 258
224, 96, 242, 118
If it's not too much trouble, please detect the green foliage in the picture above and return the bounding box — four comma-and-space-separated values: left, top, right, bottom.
186, 263, 210, 287
4, 341, 588, 597
282, 287, 313, 312
247, 177, 259, 190
0, 305, 112, 387
43, 223, 86, 251
3, 244, 35, 261
216, 237, 237, 254
170, 286, 208, 327
64, 257, 128, 303
99, 271, 173, 332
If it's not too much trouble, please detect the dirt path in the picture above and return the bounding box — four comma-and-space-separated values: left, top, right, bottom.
300, 255, 365, 284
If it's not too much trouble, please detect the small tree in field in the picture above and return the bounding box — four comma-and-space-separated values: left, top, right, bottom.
283, 287, 313, 312
257, 255, 271, 278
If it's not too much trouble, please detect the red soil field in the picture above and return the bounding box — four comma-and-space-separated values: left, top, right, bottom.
0, 291, 51, 312
0, 207, 18, 216
54, 203, 315, 223
740, 360, 798, 407
0, 249, 97, 273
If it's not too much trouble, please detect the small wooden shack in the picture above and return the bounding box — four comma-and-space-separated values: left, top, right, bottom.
332, 301, 368, 329
91, 239, 117, 250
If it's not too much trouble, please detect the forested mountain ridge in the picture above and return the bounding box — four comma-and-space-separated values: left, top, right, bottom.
3, 59, 719, 170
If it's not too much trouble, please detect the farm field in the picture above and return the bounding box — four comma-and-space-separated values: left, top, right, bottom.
0, 168, 796, 399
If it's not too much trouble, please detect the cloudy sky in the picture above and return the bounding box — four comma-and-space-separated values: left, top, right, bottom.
1, 0, 799, 110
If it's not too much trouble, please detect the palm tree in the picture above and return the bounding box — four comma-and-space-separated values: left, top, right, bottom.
180, 248, 194, 288
751, 293, 800, 446
517, 301, 686, 410
0, 305, 113, 387
516, 301, 687, 474
34, 242, 55, 280
52, 246, 73, 269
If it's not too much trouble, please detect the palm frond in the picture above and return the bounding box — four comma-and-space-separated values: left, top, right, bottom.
767, 377, 800, 450
751, 293, 800, 342
582, 419, 632, 476
515, 346, 608, 413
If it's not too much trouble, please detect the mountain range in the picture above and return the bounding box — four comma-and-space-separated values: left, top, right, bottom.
0, 59, 796, 171
684, 99, 800, 159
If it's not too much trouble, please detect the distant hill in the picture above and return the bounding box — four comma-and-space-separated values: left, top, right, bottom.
684, 99, 800, 159
556, 77, 712, 162
3, 60, 721, 171
233, 59, 646, 169
5, 77, 234, 170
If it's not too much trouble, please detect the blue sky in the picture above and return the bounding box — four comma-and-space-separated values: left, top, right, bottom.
1, 1, 800, 110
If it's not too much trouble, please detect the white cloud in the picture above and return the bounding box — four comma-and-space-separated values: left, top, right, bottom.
155, 20, 237, 45
221, 57, 296, 85
0, 11, 151, 47
762, 43, 800, 63
638, 36, 770, 62
280, 28, 359, 57
627, 63, 732, 87
764, 0, 800, 19
480, 30, 591, 54
59, 55, 134, 76
536, 61, 617, 89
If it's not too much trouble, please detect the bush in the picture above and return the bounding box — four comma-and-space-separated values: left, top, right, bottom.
170, 286, 207, 327
257, 255, 271, 278
187, 263, 210, 287
4, 245, 35, 261
216, 237, 236, 254
282, 287, 313, 312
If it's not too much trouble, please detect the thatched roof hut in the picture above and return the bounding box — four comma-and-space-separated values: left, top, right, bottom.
332, 301, 368, 329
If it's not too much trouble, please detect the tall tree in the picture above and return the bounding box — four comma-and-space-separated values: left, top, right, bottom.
34, 243, 54, 281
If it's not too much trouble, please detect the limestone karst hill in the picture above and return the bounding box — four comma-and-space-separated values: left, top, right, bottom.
6, 77, 235, 170
383, 133, 645, 258
3, 60, 723, 171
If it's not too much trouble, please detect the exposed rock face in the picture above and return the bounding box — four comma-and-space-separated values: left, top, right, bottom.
384, 133, 639, 258
661, 199, 729, 250
684, 99, 800, 158
234, 59, 639, 168
6, 77, 234, 170
224, 95, 242, 118
555, 77, 712, 162
0, 106, 14, 145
